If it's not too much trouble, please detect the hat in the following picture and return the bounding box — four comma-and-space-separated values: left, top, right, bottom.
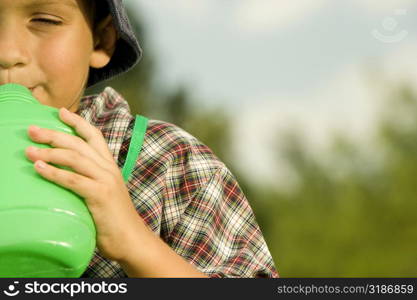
87, 0, 143, 87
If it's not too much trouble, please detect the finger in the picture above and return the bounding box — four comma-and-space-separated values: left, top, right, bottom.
34, 160, 98, 200
27, 125, 112, 172
59, 108, 115, 163
26, 146, 106, 180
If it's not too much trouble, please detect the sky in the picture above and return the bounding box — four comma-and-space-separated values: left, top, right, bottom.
128, 0, 417, 188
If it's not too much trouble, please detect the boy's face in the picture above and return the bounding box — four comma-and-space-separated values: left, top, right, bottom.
0, 0, 113, 112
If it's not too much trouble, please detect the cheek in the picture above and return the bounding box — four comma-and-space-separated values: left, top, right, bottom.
32, 30, 93, 107
37, 33, 91, 78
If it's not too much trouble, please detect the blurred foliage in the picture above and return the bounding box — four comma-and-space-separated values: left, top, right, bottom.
85, 5, 417, 277
259, 83, 417, 277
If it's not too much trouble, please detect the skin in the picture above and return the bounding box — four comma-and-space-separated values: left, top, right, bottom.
0, 0, 207, 278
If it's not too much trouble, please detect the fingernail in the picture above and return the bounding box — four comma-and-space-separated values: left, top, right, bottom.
27, 146, 39, 152
35, 160, 47, 169
30, 125, 40, 131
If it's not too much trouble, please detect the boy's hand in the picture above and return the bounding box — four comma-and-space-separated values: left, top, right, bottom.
25, 107, 142, 262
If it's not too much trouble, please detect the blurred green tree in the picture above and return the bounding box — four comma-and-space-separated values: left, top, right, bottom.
262, 83, 417, 277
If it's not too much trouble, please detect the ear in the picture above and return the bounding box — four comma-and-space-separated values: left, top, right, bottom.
90, 15, 118, 69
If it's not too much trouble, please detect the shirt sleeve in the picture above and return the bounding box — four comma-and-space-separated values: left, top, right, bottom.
164, 165, 279, 278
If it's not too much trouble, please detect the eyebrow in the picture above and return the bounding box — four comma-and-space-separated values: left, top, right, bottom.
24, 0, 78, 9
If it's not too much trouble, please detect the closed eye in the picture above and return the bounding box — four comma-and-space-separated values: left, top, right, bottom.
32, 18, 62, 25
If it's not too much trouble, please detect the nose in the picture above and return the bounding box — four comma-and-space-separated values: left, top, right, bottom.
0, 24, 30, 69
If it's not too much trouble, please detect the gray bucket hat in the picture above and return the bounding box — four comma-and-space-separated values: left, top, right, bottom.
87, 0, 143, 87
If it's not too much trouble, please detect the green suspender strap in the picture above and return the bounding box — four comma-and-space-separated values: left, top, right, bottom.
121, 115, 149, 183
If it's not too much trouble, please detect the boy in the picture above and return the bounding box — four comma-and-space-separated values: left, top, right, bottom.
1, 0, 278, 278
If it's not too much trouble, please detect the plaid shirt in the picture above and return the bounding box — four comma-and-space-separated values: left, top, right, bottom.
76, 87, 278, 278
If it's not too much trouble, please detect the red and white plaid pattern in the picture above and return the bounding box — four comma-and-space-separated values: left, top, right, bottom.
76, 87, 279, 278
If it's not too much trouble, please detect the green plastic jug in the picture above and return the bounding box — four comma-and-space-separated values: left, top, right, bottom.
0, 83, 96, 278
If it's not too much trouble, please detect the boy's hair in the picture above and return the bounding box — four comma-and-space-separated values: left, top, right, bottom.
90, 0, 110, 27
87, 0, 142, 88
